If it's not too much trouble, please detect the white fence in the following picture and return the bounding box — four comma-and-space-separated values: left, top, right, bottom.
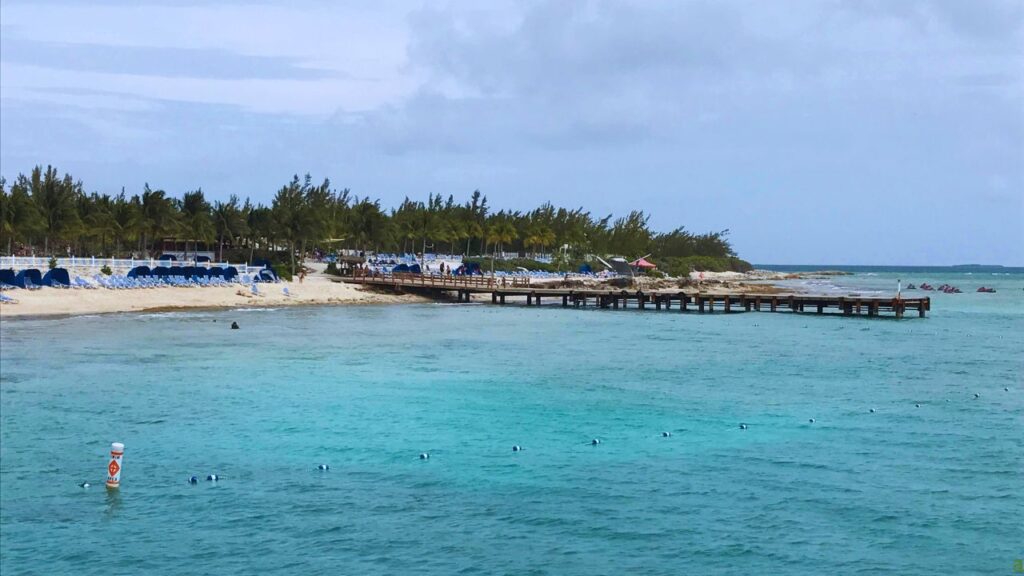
0, 256, 264, 275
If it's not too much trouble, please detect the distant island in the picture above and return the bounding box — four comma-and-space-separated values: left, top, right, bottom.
0, 165, 751, 277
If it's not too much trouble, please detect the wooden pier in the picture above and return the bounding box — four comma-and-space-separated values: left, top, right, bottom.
344, 272, 930, 319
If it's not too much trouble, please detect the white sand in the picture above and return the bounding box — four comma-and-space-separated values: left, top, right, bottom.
0, 275, 425, 319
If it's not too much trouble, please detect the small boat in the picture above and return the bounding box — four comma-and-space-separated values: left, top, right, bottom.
905, 283, 917, 290
919, 283, 934, 291
977, 287, 996, 293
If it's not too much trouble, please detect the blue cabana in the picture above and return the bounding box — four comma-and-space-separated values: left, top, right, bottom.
192, 267, 208, 278
158, 254, 177, 261
167, 267, 186, 277
42, 268, 71, 287
180, 266, 196, 278
408, 263, 422, 274
258, 269, 278, 282
195, 255, 211, 263
223, 267, 239, 281
579, 263, 592, 274
392, 263, 410, 273
465, 262, 482, 275
0, 269, 16, 287
14, 269, 43, 288
152, 266, 171, 277
252, 258, 273, 270
207, 266, 224, 278
127, 265, 151, 278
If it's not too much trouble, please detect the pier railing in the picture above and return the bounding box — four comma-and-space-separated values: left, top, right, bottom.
351, 270, 530, 289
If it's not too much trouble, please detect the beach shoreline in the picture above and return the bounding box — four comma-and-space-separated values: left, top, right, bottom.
0, 277, 430, 320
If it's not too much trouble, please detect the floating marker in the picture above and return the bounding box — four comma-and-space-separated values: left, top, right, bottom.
591, 439, 601, 445
915, 404, 921, 408
808, 418, 815, 423
105, 442, 124, 489
512, 445, 521, 452
419, 453, 429, 460
662, 431, 671, 437
188, 476, 198, 485
1005, 387, 1009, 392
739, 424, 748, 430
206, 474, 219, 482
79, 482, 90, 488
231, 321, 239, 330
317, 464, 329, 471
869, 408, 875, 413
973, 393, 980, 398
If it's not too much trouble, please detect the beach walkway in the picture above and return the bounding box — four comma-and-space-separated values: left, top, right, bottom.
344, 272, 930, 318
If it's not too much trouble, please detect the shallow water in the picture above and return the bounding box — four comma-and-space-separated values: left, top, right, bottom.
2, 270, 1022, 575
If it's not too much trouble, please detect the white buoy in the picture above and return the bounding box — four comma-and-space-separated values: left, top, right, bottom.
662, 431, 671, 437
512, 445, 521, 452
419, 453, 429, 460
318, 464, 329, 471
739, 424, 748, 430
105, 442, 124, 489
869, 408, 875, 413
591, 438, 601, 445
808, 418, 815, 423
207, 474, 219, 481
79, 482, 91, 488
915, 403, 921, 408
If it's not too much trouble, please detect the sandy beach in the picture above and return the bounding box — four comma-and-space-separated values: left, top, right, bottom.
0, 275, 427, 319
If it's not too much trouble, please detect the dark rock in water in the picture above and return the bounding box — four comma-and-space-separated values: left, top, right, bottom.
231, 322, 239, 330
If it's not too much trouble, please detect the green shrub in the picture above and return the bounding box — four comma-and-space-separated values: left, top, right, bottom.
272, 263, 293, 281
655, 256, 753, 276
100, 265, 113, 276
48, 256, 59, 270
325, 261, 340, 276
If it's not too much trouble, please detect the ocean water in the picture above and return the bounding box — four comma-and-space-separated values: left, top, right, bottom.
1, 270, 1022, 575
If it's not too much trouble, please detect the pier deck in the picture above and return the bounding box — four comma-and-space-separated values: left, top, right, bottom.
343, 272, 930, 318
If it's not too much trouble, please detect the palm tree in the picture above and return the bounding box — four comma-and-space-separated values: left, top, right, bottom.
179, 189, 214, 260
138, 185, 176, 256
27, 165, 81, 254
214, 195, 248, 261
0, 177, 44, 254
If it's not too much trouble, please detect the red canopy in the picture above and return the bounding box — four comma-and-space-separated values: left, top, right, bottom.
631, 257, 657, 269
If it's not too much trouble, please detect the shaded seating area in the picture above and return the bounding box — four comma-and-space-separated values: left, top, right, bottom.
127, 265, 152, 278
14, 269, 43, 289
42, 268, 71, 288
0, 261, 274, 291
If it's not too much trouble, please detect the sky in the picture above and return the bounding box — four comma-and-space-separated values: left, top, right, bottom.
1, 0, 1022, 265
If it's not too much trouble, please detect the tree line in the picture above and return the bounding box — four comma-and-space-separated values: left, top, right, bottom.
0, 165, 750, 275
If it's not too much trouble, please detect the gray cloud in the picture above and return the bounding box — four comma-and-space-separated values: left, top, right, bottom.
0, 36, 339, 80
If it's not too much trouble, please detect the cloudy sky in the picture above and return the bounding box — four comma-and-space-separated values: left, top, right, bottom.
1, 0, 1021, 265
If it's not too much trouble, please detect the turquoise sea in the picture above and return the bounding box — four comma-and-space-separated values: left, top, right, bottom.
1, 268, 1022, 575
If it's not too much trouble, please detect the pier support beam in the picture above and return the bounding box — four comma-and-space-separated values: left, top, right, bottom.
562, 295, 568, 307
698, 297, 705, 313
724, 298, 731, 313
